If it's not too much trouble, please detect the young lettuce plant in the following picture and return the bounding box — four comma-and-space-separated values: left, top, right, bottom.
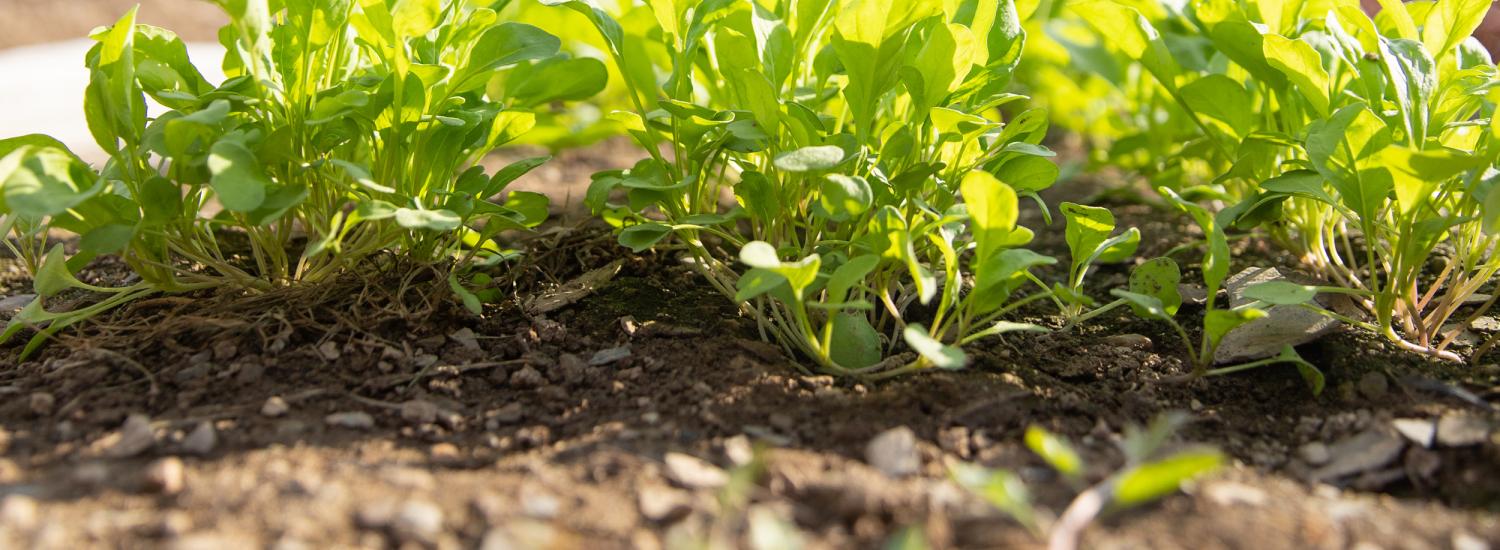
949, 413, 1225, 550
1064, 0, 1500, 362
1054, 202, 1140, 327
0, 0, 599, 355
1111, 189, 1325, 394
548, 0, 1061, 377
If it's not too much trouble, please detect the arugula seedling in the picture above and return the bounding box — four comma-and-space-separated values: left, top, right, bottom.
0, 1, 596, 353
1057, 0, 1500, 363
547, 0, 1059, 377
950, 413, 1224, 550
1054, 201, 1140, 327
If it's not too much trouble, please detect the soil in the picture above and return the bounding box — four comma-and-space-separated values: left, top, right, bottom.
2, 5, 1500, 550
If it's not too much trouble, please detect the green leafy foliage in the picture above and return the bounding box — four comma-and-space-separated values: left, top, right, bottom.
0, 1, 595, 354
951, 413, 1223, 543
556, 0, 1063, 377
1037, 0, 1500, 362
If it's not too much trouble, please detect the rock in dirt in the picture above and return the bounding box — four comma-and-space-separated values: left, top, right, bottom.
1436, 414, 1493, 447
1204, 481, 1268, 507
28, 392, 54, 416
1357, 372, 1388, 400
182, 422, 217, 456
325, 412, 375, 430
509, 366, 545, 389
145, 457, 185, 495
261, 396, 290, 418
663, 453, 728, 489
0, 294, 36, 314
1453, 532, 1492, 550
1297, 442, 1331, 465
1103, 334, 1153, 349
0, 494, 39, 531
1309, 429, 1406, 482
637, 485, 692, 523
1471, 317, 1500, 333
589, 346, 632, 366
1392, 418, 1436, 448
866, 427, 921, 477
101, 414, 156, 458
392, 501, 445, 544
316, 341, 341, 361
1215, 267, 1340, 364
449, 328, 481, 351
400, 400, 440, 425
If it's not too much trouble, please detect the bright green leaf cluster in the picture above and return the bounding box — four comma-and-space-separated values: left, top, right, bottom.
0, 0, 599, 355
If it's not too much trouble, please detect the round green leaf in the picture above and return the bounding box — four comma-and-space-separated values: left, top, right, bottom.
819, 174, 873, 220
1242, 280, 1317, 305
394, 208, 462, 231
773, 145, 845, 172
618, 222, 672, 252
207, 141, 270, 212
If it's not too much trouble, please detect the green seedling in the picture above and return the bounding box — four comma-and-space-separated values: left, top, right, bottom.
950, 413, 1224, 550
0, 0, 598, 353
1110, 189, 1324, 393
549, 0, 1061, 377
1054, 201, 1140, 327
1058, 0, 1500, 362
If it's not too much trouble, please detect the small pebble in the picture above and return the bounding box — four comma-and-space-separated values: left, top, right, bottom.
637, 485, 692, 523
325, 412, 376, 430
182, 422, 217, 456
1357, 372, 1388, 400
866, 426, 920, 477
392, 501, 444, 544
104, 414, 156, 458
1391, 418, 1435, 448
509, 366, 545, 389
145, 457, 185, 495
28, 392, 55, 416
1437, 414, 1492, 447
1298, 442, 1331, 465
0, 494, 39, 531
261, 397, 290, 418
1453, 532, 1491, 550
663, 453, 728, 489
1102, 333, 1152, 349
590, 346, 632, 366
400, 400, 439, 425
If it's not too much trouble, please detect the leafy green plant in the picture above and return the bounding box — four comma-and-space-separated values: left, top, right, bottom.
1108, 188, 1325, 393
1053, 201, 1139, 326
1049, 0, 1500, 362
0, 0, 600, 354
950, 413, 1224, 550
548, 0, 1063, 377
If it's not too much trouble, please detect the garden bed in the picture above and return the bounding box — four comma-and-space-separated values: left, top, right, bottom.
3, 0, 1500, 548
0, 144, 1497, 549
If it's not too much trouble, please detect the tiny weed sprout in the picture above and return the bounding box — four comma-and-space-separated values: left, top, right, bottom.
950, 413, 1224, 550
1054, 0, 1500, 363
0, 0, 600, 354
549, 0, 1062, 378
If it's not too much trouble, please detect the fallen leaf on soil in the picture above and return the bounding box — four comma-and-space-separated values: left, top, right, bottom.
1309, 429, 1406, 482
1436, 414, 1494, 447
525, 259, 624, 315
1215, 267, 1340, 364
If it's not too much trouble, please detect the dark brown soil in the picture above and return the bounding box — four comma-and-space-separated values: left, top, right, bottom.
0, 155, 1497, 549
